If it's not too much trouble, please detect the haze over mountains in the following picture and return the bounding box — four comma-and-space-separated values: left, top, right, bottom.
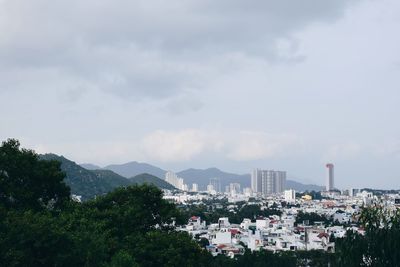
41, 154, 175, 200
41, 154, 324, 199
81, 160, 324, 192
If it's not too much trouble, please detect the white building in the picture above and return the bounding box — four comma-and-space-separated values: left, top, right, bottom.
251, 169, 287, 196
229, 183, 241, 196
209, 178, 221, 192
165, 171, 185, 191
207, 184, 216, 195
191, 183, 198, 192
284, 189, 296, 202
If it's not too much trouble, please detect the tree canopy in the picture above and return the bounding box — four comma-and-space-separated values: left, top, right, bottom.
0, 139, 70, 211
1, 139, 400, 266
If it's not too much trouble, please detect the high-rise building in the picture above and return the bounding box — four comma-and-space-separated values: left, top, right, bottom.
326, 163, 334, 191
251, 169, 286, 196
228, 183, 241, 196
275, 171, 286, 193
207, 184, 216, 194
165, 171, 185, 191
251, 169, 262, 193
209, 177, 221, 192
191, 183, 198, 192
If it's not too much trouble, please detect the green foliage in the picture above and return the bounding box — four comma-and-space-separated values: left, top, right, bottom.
40, 153, 130, 200
2, 139, 400, 266
84, 185, 181, 241
126, 231, 213, 267
129, 173, 176, 190
0, 139, 70, 211
108, 251, 138, 267
335, 207, 400, 266
40, 155, 174, 200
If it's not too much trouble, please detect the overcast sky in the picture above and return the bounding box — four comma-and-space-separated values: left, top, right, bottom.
1, 0, 399, 188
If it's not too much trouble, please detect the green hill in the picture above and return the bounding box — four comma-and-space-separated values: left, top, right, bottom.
40, 154, 129, 200
40, 154, 175, 200
130, 173, 176, 191
91, 169, 131, 188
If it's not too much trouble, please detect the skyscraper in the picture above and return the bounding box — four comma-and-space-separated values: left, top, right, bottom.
209, 177, 221, 192
251, 169, 286, 196
326, 163, 334, 191
165, 171, 186, 190
251, 169, 262, 193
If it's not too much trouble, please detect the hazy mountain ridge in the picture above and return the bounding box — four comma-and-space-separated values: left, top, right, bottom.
85, 161, 323, 192
104, 161, 166, 179
40, 154, 120, 200
177, 168, 250, 190
40, 154, 175, 199
80, 163, 101, 170
130, 173, 176, 191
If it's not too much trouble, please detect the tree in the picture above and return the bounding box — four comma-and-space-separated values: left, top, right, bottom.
335, 207, 400, 266
84, 184, 181, 243
0, 139, 70, 211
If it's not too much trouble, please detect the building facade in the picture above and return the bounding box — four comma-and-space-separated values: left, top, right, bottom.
326, 163, 334, 191
165, 171, 185, 191
209, 177, 221, 193
251, 169, 286, 196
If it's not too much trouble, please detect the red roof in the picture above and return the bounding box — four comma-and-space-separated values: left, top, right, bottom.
317, 233, 329, 239
229, 229, 241, 235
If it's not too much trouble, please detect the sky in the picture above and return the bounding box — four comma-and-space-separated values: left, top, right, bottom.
1, 0, 399, 189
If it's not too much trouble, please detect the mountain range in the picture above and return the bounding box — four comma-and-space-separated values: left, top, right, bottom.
40, 154, 175, 200
41, 154, 323, 200
82, 160, 324, 192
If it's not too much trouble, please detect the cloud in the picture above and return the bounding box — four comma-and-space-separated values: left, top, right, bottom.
226, 131, 302, 161
141, 129, 208, 162
0, 0, 361, 100
323, 143, 362, 162
140, 129, 302, 162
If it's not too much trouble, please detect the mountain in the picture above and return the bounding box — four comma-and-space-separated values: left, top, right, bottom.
40, 154, 129, 200
177, 167, 250, 190
104, 161, 166, 179
40, 155, 174, 200
91, 169, 131, 188
177, 167, 323, 192
285, 180, 324, 192
46, 154, 323, 196
130, 173, 176, 191
80, 163, 101, 170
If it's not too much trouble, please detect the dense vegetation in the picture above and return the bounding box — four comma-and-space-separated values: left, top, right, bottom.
129, 173, 176, 191
40, 154, 175, 200
1, 139, 400, 266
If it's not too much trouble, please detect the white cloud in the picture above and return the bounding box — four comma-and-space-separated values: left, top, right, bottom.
140, 129, 302, 162
227, 131, 302, 161
323, 143, 362, 162
141, 129, 208, 162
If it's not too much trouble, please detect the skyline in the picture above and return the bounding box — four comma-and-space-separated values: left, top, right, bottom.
1, 0, 400, 189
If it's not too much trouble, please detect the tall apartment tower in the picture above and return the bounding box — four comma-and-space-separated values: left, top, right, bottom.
251, 169, 262, 193
165, 171, 185, 190
274, 171, 286, 193
209, 177, 221, 192
251, 169, 286, 195
326, 163, 334, 191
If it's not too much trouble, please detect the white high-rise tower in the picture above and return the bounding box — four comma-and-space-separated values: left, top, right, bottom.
326, 163, 334, 191
251, 169, 286, 195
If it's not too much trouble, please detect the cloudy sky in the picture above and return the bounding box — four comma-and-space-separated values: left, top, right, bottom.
1, 0, 399, 188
